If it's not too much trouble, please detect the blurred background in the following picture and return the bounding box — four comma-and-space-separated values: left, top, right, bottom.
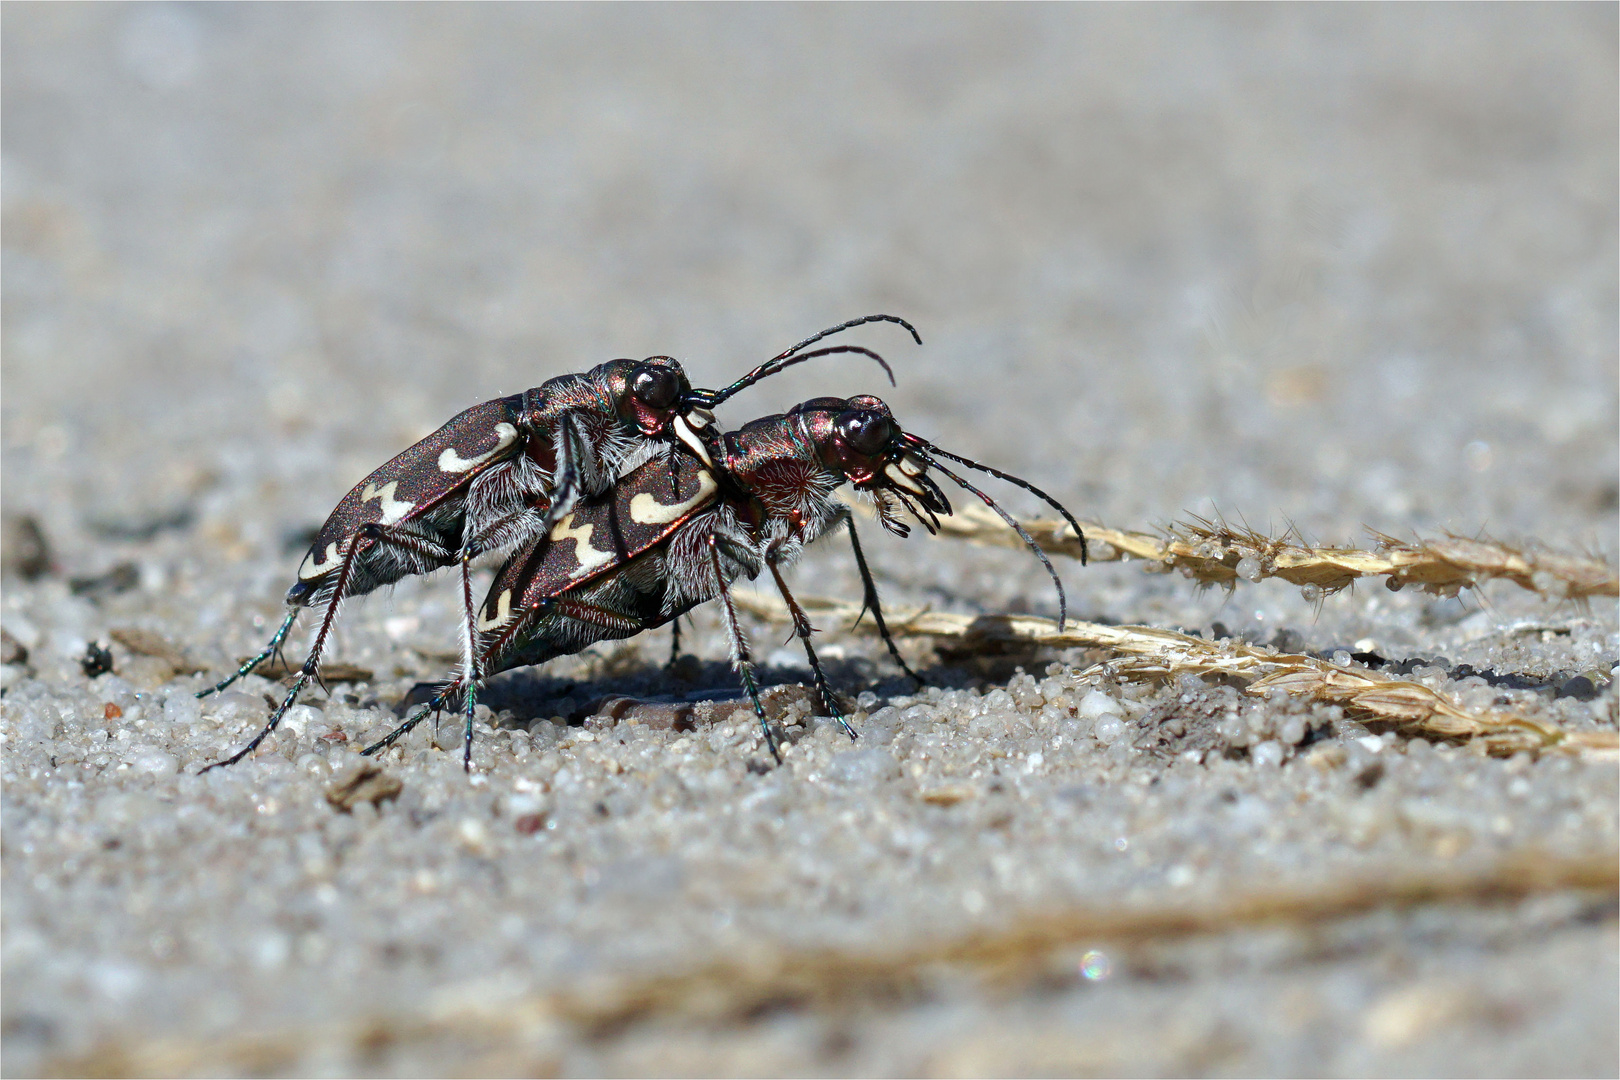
5, 4, 1615, 569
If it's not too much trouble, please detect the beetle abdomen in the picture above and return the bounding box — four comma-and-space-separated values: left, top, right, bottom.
291, 394, 526, 601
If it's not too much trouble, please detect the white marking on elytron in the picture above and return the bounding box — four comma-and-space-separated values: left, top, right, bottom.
629, 467, 718, 525
299, 541, 342, 580
438, 422, 518, 474
476, 589, 514, 632
549, 514, 617, 579
885, 462, 928, 495
360, 480, 415, 526
672, 415, 714, 468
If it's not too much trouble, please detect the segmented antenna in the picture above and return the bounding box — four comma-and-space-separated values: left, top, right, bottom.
698, 345, 897, 407
909, 449, 1072, 631
773, 314, 921, 363
695, 314, 922, 407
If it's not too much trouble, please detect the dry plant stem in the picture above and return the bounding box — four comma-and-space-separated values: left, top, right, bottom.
845, 498, 1620, 601
47, 851, 1616, 1077
545, 850, 1618, 1028
731, 592, 1619, 758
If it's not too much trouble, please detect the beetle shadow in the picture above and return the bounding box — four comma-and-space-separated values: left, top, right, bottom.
452, 648, 973, 729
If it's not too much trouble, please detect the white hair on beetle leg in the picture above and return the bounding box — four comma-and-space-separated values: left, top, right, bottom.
610, 435, 667, 479
658, 507, 763, 618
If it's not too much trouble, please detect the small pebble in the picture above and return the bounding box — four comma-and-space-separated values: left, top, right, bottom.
1251, 741, 1285, 768
162, 693, 202, 727
1078, 691, 1124, 720
129, 749, 179, 775
1093, 717, 1126, 746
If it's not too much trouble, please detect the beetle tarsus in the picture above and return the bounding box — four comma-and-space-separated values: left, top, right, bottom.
766, 556, 856, 741
200, 669, 310, 773
360, 698, 442, 757
196, 609, 298, 699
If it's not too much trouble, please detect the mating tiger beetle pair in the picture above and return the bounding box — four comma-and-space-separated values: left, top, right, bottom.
198, 316, 1087, 772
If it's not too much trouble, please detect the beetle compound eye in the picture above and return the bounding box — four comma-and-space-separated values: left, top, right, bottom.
837, 410, 893, 456
631, 365, 681, 410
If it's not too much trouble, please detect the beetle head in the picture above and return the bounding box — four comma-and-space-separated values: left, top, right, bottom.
787, 395, 950, 538
793, 394, 1088, 630
621, 356, 694, 436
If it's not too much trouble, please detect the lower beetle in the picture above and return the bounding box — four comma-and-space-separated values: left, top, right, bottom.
359, 395, 1086, 769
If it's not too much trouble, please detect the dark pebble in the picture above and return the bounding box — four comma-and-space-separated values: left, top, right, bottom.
80, 641, 114, 679
1, 629, 28, 666
1556, 676, 1598, 701
1, 513, 52, 580
68, 563, 140, 600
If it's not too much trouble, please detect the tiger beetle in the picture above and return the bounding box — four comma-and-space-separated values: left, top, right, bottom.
198, 317, 920, 772
365, 394, 1086, 770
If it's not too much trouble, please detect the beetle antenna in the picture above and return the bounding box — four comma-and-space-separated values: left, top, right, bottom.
910, 449, 1071, 631
904, 437, 1087, 565
775, 314, 921, 363
697, 344, 896, 407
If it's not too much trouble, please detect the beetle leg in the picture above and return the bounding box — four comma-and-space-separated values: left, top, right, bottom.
461, 681, 478, 772
195, 609, 298, 699
459, 545, 480, 772
709, 535, 780, 764
199, 664, 313, 772
666, 615, 683, 669
534, 413, 589, 537
549, 596, 654, 633
360, 692, 449, 757
767, 556, 856, 742
462, 505, 546, 562
837, 508, 924, 686
204, 523, 448, 771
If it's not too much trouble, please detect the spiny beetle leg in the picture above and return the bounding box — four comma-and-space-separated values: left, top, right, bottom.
839, 510, 925, 686
534, 413, 588, 539
459, 547, 481, 772
738, 663, 781, 765
196, 609, 298, 699
709, 537, 781, 764
199, 669, 310, 773
767, 558, 856, 743
207, 528, 371, 770
666, 616, 683, 670
361, 697, 444, 758
462, 680, 478, 772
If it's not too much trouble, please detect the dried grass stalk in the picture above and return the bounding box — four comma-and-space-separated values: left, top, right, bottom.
542, 849, 1617, 1030
51, 850, 1616, 1077
846, 498, 1620, 601
731, 592, 1618, 758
